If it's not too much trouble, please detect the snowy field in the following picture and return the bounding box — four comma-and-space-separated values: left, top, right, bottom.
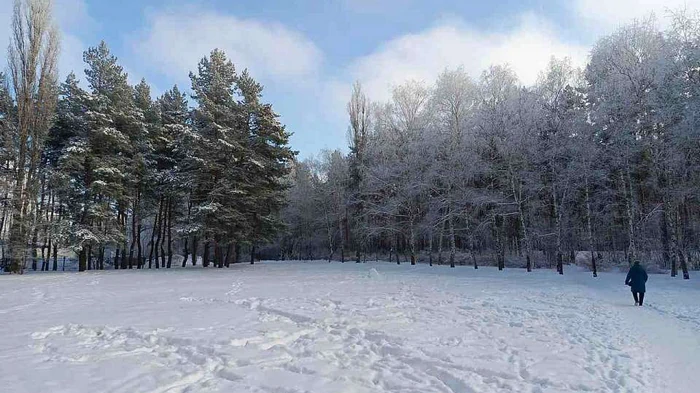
1, 262, 699, 393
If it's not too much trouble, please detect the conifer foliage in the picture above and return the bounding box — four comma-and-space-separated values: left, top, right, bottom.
0, 1, 295, 273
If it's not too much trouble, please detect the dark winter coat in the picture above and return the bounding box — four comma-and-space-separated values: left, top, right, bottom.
625, 263, 648, 293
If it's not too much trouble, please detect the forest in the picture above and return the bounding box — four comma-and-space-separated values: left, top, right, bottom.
2, 0, 700, 279
0, 0, 295, 273
280, 13, 700, 279
2, 2, 699, 392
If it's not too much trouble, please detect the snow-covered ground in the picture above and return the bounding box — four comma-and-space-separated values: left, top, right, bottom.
1, 262, 699, 393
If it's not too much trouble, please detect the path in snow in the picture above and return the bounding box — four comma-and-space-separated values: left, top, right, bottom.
1, 262, 698, 393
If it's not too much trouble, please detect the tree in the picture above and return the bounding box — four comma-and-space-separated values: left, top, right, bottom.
347, 82, 371, 262
587, 18, 665, 267
430, 67, 485, 269
53, 42, 135, 272
534, 57, 585, 274
158, 85, 193, 268
6, 0, 60, 273
189, 50, 294, 267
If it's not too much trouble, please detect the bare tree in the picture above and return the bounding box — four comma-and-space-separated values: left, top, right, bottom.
347, 82, 372, 263
6, 0, 60, 273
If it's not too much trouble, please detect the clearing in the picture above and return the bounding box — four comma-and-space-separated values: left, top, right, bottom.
1, 261, 699, 393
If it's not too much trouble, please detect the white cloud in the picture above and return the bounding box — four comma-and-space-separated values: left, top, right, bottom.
59, 32, 87, 78
339, 14, 589, 103
574, 0, 700, 30
131, 6, 323, 87
54, 0, 93, 28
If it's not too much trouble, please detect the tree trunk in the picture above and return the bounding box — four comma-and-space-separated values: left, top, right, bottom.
129, 193, 137, 269
622, 170, 636, 266
78, 247, 87, 272
395, 234, 400, 265
115, 249, 120, 270
235, 243, 241, 265
160, 199, 167, 268
449, 213, 456, 268
8, 156, 28, 274
31, 226, 38, 271
675, 205, 690, 280
120, 209, 128, 269
136, 189, 143, 269
428, 231, 433, 267
495, 214, 505, 271
225, 243, 233, 267
585, 177, 597, 277
553, 184, 564, 275
87, 245, 93, 271
438, 217, 445, 265
510, 172, 532, 272
167, 198, 173, 269
409, 220, 416, 266
182, 237, 189, 268
203, 239, 211, 268
661, 210, 671, 270
43, 190, 55, 272
678, 248, 690, 280
154, 198, 164, 268
250, 244, 256, 265
192, 236, 198, 266
215, 239, 223, 268
547, 163, 565, 275
148, 199, 160, 269
671, 251, 678, 277
339, 214, 345, 263
42, 239, 49, 271
98, 246, 105, 270
52, 243, 58, 271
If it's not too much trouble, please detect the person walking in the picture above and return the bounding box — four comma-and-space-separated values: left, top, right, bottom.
625, 261, 648, 306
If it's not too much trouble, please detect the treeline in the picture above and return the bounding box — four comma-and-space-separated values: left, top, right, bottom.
1, 0, 294, 273
281, 14, 700, 278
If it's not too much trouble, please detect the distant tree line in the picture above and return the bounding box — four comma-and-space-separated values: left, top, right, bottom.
1, 0, 295, 273
280, 13, 700, 279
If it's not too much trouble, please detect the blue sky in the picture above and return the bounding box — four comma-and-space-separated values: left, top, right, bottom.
0, 0, 695, 157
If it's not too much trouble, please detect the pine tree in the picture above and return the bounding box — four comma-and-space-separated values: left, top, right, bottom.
54, 42, 135, 271
237, 70, 295, 255
159, 85, 195, 267
188, 50, 244, 266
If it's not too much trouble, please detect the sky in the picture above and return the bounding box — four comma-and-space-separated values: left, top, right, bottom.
0, 0, 698, 158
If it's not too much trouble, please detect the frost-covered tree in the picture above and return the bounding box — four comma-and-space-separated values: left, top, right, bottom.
347, 82, 371, 262
278, 13, 699, 279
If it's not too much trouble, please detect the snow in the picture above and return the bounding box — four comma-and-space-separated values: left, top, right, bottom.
1, 262, 699, 393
